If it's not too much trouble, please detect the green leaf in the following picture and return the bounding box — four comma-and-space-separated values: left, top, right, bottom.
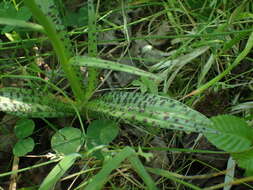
141, 76, 158, 94
70, 56, 161, 80
0, 2, 32, 33
0, 17, 43, 32
0, 87, 75, 118
132, 79, 148, 93
39, 153, 81, 190
232, 149, 253, 171
51, 127, 84, 155
83, 0, 99, 103
87, 120, 119, 145
205, 115, 253, 152
33, 0, 64, 30
87, 91, 217, 134
25, 0, 86, 101
64, 6, 88, 27
132, 76, 159, 94
84, 147, 158, 190
86, 120, 119, 159
146, 167, 202, 190
128, 153, 159, 190
151, 46, 209, 71
14, 119, 35, 139
13, 137, 35, 157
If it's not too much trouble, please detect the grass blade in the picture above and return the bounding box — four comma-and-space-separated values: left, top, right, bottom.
84, 147, 135, 190
39, 153, 81, 190
83, 146, 157, 190
187, 31, 253, 96
128, 154, 158, 190
146, 167, 202, 190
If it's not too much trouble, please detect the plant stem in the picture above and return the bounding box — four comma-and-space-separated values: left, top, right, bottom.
83, 0, 100, 103
25, 0, 85, 102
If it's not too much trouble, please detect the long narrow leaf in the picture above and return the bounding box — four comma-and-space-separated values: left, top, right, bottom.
25, 0, 86, 101
83, 0, 99, 102
188, 31, 253, 96
84, 147, 135, 190
0, 88, 75, 117
71, 56, 161, 80
87, 91, 217, 134
146, 167, 202, 190
39, 153, 81, 190
0, 17, 43, 31
128, 154, 158, 190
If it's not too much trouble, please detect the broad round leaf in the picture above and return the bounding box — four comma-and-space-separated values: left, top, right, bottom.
87, 120, 119, 145
13, 137, 35, 157
51, 127, 84, 155
14, 119, 35, 139
205, 115, 253, 152
100, 122, 119, 144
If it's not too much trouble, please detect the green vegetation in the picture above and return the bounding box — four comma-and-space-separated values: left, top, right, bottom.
0, 0, 253, 189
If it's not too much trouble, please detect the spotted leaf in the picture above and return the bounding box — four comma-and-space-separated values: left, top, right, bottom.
87, 91, 217, 134
0, 88, 75, 117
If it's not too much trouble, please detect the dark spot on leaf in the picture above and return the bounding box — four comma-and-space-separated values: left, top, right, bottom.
150, 112, 154, 117
128, 107, 134, 112
133, 97, 138, 104
2, 103, 8, 107
160, 100, 166, 106
35, 107, 44, 112
143, 102, 147, 109
150, 100, 157, 105
12, 104, 18, 110
139, 109, 145, 113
